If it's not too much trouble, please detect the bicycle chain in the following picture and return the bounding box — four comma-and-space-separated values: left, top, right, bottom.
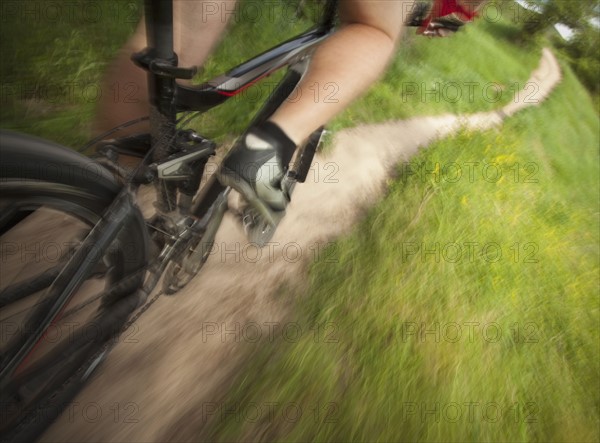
120, 289, 163, 333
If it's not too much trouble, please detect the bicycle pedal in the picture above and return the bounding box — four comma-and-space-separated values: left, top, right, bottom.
241, 207, 284, 247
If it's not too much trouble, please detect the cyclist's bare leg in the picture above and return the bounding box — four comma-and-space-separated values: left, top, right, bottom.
94, 0, 236, 135
218, 1, 409, 221
268, 0, 408, 145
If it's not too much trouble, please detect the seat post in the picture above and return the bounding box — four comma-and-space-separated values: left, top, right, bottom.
143, 0, 179, 211
145, 0, 175, 60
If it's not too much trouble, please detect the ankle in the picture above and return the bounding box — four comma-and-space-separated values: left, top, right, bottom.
249, 121, 296, 167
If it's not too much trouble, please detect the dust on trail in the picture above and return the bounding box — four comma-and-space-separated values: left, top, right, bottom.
41, 48, 560, 442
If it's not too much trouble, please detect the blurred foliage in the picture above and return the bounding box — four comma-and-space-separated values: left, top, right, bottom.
515, 0, 600, 95
520, 0, 598, 33
0, 0, 142, 145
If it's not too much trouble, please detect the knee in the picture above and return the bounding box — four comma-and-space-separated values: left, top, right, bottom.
339, 1, 408, 47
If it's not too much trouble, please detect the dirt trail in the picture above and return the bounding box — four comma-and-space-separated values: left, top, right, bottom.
41, 48, 561, 442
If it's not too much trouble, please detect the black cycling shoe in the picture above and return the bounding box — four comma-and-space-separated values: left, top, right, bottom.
217, 122, 296, 227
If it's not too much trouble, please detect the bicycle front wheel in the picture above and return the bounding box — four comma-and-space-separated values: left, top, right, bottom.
0, 131, 148, 442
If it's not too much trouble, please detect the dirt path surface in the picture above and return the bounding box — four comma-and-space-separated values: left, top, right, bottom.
41, 48, 561, 442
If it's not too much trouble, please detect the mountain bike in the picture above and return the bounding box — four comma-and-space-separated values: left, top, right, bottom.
0, 1, 437, 440
0, 1, 337, 440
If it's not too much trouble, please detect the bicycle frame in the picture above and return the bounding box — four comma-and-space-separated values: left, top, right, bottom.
142, 0, 337, 111
135, 0, 338, 215
2, 0, 339, 387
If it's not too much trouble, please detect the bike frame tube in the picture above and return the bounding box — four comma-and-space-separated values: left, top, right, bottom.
144, 0, 179, 214
143, 0, 337, 115
175, 26, 333, 112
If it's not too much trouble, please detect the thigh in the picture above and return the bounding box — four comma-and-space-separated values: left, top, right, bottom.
173, 0, 236, 67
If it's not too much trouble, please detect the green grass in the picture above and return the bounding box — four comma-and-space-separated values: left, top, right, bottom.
197, 62, 599, 442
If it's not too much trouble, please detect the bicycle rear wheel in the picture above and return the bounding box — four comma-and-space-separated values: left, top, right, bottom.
0, 131, 148, 442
